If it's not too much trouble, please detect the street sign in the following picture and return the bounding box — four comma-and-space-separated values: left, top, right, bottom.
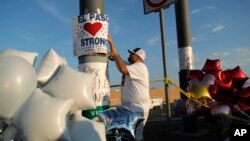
143, 0, 176, 14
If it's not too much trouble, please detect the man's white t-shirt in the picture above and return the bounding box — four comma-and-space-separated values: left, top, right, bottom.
121, 62, 150, 113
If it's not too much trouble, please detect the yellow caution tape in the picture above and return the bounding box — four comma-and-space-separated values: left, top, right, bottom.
162, 78, 250, 124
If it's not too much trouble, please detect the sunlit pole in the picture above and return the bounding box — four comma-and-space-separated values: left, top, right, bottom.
78, 0, 110, 119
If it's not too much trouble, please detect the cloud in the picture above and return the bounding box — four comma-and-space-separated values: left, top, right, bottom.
194, 47, 250, 76
166, 40, 177, 46
209, 51, 230, 58
190, 9, 201, 15
191, 6, 215, 15
19, 34, 35, 42
147, 36, 160, 46
208, 47, 250, 75
146, 36, 177, 47
192, 34, 206, 42
205, 6, 215, 10
212, 24, 225, 32
200, 24, 214, 29
200, 23, 225, 33
35, 0, 70, 23
110, 25, 121, 35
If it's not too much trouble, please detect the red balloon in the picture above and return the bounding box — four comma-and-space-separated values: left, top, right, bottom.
216, 71, 233, 90
209, 82, 217, 93
202, 59, 221, 72
236, 98, 250, 111
209, 81, 235, 102
208, 83, 221, 101
238, 87, 250, 98
224, 66, 249, 89
205, 69, 221, 80
187, 70, 205, 81
225, 66, 248, 80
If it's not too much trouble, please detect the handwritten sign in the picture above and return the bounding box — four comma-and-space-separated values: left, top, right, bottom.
79, 62, 110, 119
72, 13, 109, 56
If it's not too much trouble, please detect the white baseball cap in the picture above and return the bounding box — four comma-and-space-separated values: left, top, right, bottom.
128, 48, 146, 61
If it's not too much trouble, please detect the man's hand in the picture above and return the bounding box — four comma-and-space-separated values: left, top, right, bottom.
107, 34, 118, 58
107, 34, 113, 44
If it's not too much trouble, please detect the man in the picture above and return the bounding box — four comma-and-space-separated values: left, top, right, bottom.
107, 35, 150, 140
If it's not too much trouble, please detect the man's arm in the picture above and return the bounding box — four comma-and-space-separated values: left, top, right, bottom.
107, 35, 129, 75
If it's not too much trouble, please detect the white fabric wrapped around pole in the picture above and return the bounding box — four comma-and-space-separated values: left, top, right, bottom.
42, 64, 96, 113
37, 48, 67, 85
13, 89, 73, 141
0, 56, 37, 119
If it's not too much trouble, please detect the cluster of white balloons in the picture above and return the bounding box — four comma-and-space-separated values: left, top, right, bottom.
0, 48, 106, 141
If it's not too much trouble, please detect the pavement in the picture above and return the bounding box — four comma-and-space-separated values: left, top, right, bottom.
143, 109, 230, 141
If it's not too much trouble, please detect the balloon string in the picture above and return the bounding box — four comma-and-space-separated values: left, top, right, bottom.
163, 78, 250, 124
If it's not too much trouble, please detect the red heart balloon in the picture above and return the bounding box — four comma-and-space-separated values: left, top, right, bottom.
202, 59, 221, 72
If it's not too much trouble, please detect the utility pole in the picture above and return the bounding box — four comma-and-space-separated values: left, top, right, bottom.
175, 0, 197, 133
175, 0, 193, 98
78, 0, 110, 119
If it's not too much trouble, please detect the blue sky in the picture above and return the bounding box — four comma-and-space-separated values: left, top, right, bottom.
1, 0, 250, 88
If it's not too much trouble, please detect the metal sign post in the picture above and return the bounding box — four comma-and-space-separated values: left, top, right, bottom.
144, 0, 176, 14
159, 8, 171, 118
144, 0, 176, 118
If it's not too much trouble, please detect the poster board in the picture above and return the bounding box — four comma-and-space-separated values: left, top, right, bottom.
72, 13, 108, 56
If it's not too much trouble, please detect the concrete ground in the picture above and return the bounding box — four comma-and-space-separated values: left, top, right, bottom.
143, 109, 230, 141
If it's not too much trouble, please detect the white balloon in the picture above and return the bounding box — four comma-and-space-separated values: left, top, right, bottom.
186, 74, 215, 91
42, 64, 96, 113
202, 74, 215, 86
211, 104, 231, 116
37, 48, 67, 86
0, 56, 37, 119
70, 114, 106, 141
0, 48, 38, 66
243, 81, 250, 88
14, 89, 73, 141
186, 99, 198, 115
